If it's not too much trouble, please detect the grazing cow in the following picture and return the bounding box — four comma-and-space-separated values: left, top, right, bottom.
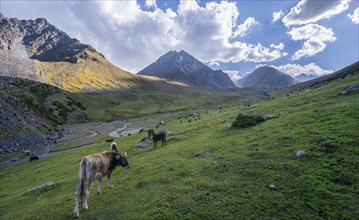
139, 128, 144, 134
105, 138, 114, 143
30, 155, 39, 162
148, 130, 166, 147
73, 143, 129, 218
155, 125, 160, 128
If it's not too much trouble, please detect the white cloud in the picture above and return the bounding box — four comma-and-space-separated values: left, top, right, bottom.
233, 17, 259, 37
347, 6, 359, 24
145, 0, 157, 9
272, 10, 284, 22
207, 61, 220, 67
258, 63, 333, 77
93, 0, 286, 71
224, 70, 242, 82
282, 0, 351, 26
288, 24, 336, 60
270, 43, 285, 50
0, 0, 287, 72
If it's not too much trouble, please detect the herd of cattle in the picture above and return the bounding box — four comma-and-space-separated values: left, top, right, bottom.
24, 106, 247, 217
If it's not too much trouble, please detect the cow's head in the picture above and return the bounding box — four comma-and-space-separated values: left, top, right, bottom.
114, 152, 129, 168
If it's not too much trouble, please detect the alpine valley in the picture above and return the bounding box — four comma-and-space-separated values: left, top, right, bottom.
0, 10, 358, 220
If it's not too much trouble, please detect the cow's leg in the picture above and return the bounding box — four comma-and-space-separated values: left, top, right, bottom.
73, 178, 82, 217
83, 175, 94, 210
96, 173, 103, 195
107, 171, 113, 189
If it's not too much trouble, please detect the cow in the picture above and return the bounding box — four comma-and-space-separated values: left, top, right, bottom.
30, 155, 39, 162
73, 142, 129, 218
105, 138, 114, 143
148, 130, 166, 147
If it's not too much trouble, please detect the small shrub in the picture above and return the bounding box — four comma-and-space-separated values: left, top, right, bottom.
231, 114, 265, 128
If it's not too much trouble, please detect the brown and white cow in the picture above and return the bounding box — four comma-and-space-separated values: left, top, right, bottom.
73, 142, 129, 218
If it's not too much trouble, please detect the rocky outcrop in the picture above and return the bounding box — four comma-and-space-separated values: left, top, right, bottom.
0, 13, 104, 64
0, 76, 82, 157
138, 50, 235, 90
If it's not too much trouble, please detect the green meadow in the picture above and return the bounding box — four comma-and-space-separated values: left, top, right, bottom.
0, 71, 358, 219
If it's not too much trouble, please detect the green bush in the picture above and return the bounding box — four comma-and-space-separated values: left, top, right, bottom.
232, 114, 265, 128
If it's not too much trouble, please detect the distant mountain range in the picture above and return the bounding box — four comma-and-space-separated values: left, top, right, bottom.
294, 73, 318, 82
138, 50, 235, 90
237, 66, 297, 91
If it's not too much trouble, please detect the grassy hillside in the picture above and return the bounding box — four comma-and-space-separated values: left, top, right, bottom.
0, 67, 358, 219
68, 88, 265, 121
36, 49, 204, 93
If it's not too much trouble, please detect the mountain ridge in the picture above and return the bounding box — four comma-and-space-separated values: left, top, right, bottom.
237, 66, 297, 91
138, 50, 235, 90
0, 14, 199, 92
294, 73, 318, 82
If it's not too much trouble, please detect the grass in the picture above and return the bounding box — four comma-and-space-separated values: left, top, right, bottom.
67, 88, 265, 122
0, 69, 358, 219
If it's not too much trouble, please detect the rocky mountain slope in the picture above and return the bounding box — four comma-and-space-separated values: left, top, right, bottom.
0, 13, 189, 92
138, 50, 235, 90
294, 73, 318, 82
0, 76, 87, 156
0, 13, 102, 63
237, 66, 297, 91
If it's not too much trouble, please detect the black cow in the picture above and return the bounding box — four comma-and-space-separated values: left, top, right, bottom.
148, 130, 166, 147
105, 139, 114, 143
30, 156, 39, 162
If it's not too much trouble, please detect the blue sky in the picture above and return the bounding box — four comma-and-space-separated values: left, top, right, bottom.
1, 0, 358, 79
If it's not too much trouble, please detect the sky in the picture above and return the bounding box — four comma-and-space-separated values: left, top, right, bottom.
1, 0, 358, 80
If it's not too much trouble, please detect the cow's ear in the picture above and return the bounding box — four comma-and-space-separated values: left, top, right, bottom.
115, 155, 121, 160
124, 152, 128, 157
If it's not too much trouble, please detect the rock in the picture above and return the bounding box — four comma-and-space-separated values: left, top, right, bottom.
195, 152, 212, 158
268, 184, 277, 190
340, 85, 359, 95
159, 130, 178, 135
262, 115, 275, 120
133, 138, 152, 148
27, 181, 54, 192
295, 150, 308, 157
24, 150, 31, 156
10, 157, 19, 162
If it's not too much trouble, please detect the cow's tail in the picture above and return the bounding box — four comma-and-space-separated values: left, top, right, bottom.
77, 158, 87, 202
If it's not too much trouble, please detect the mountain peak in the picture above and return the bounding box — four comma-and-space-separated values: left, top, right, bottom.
138, 51, 235, 90
237, 66, 296, 91
0, 13, 104, 63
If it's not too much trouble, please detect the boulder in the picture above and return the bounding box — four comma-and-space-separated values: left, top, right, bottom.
159, 130, 178, 135
340, 85, 359, 95
133, 138, 152, 148
295, 150, 308, 157
268, 184, 277, 190
262, 115, 275, 120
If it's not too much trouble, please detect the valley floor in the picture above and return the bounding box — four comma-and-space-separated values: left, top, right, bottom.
0, 73, 358, 219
